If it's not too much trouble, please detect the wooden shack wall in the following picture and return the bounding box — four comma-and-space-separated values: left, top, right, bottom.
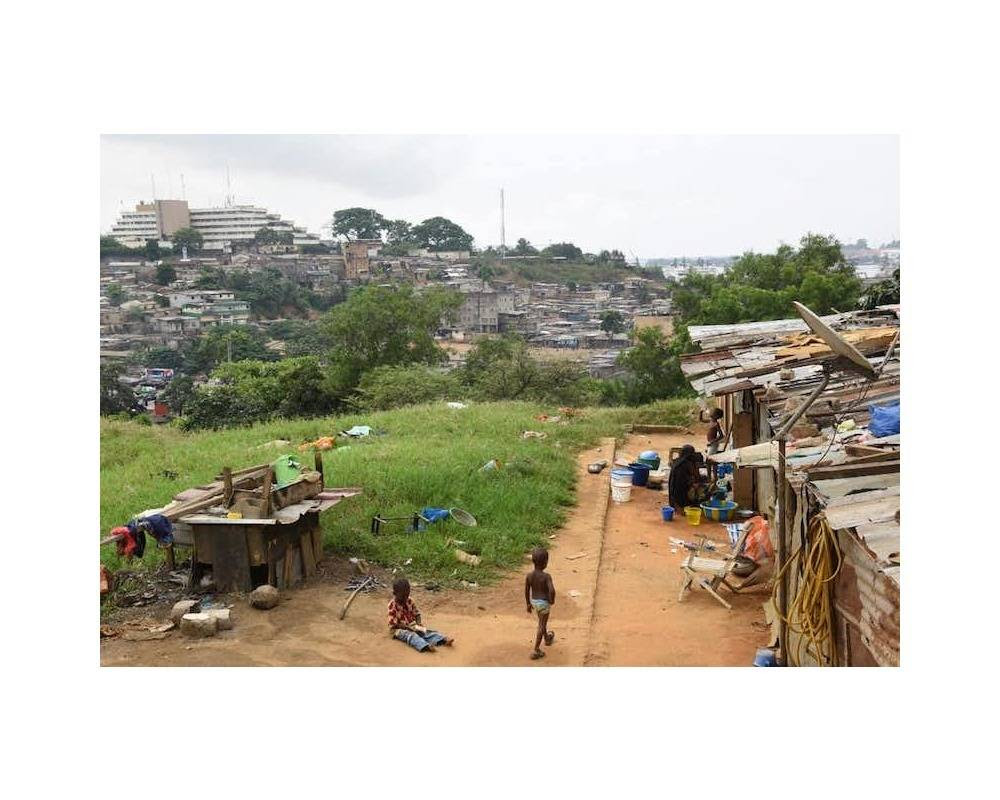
833, 529, 900, 667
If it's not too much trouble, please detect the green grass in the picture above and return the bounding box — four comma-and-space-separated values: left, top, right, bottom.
100, 399, 696, 583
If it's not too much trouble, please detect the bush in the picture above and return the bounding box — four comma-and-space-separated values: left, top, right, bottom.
350, 364, 462, 411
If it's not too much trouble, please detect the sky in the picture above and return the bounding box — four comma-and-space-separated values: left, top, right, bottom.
100, 135, 899, 257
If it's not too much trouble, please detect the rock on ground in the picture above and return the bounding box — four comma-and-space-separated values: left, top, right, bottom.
204, 608, 233, 630
171, 599, 201, 625
180, 613, 218, 638
249, 585, 279, 610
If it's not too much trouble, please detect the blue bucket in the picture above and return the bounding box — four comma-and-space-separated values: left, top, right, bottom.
628, 462, 650, 486
661, 506, 674, 522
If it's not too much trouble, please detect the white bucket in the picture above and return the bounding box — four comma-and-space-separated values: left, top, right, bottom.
611, 483, 632, 503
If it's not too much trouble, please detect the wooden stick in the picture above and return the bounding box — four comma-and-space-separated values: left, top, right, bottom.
339, 576, 372, 620
261, 467, 273, 518
222, 467, 234, 507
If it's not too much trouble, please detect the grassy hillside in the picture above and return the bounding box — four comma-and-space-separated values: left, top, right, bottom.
100, 400, 695, 583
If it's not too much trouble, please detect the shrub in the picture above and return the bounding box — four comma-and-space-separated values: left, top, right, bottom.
350, 364, 461, 411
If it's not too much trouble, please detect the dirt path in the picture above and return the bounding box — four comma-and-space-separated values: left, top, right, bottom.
100, 433, 766, 667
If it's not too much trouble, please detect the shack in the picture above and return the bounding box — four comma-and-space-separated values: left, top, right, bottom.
680, 306, 900, 666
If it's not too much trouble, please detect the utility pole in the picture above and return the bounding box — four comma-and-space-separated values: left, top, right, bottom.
500, 188, 506, 260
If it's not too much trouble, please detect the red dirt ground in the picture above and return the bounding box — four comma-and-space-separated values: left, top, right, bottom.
100, 432, 767, 667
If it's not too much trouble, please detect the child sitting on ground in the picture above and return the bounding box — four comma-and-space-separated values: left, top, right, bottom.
388, 578, 454, 653
525, 547, 556, 660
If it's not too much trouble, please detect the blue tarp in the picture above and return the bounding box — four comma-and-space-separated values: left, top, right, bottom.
869, 402, 900, 438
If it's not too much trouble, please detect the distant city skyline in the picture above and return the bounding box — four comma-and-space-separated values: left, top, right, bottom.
102, 135, 899, 257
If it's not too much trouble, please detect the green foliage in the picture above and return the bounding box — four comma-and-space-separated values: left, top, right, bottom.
459, 336, 598, 406
154, 294, 170, 308
671, 233, 861, 325
171, 227, 204, 253
100, 363, 136, 415
858, 268, 900, 309
154, 263, 177, 285
332, 207, 386, 240
253, 226, 294, 246
182, 326, 272, 374
192, 267, 338, 319
100, 236, 137, 258
300, 243, 332, 255
542, 242, 583, 260
616, 326, 693, 405
161, 375, 195, 414
411, 216, 474, 252
105, 283, 126, 306
142, 346, 184, 370
384, 219, 413, 245
512, 237, 538, 256
183, 356, 336, 429
600, 310, 626, 335
320, 285, 462, 395
145, 239, 161, 260
350, 364, 461, 411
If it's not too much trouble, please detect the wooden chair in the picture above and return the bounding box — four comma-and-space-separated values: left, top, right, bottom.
677, 526, 751, 610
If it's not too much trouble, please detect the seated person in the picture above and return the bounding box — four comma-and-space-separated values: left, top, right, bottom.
388, 578, 454, 653
668, 445, 710, 510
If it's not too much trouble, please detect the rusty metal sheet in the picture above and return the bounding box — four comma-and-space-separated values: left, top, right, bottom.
824, 488, 899, 530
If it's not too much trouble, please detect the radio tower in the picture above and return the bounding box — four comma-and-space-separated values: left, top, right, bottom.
500, 188, 506, 260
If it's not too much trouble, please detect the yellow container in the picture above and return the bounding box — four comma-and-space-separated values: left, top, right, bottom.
685, 506, 702, 525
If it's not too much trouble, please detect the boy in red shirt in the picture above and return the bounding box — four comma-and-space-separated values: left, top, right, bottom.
388, 578, 454, 653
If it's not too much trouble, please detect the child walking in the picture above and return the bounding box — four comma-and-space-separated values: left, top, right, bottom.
525, 547, 556, 660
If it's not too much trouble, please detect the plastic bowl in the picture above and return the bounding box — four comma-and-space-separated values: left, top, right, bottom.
701, 500, 738, 522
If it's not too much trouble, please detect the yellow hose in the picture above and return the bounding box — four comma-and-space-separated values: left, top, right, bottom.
771, 513, 843, 666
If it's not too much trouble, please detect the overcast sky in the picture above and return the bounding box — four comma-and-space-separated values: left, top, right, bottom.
101, 135, 898, 257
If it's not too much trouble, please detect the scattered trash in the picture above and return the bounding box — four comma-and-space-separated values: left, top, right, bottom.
403, 558, 412, 566
461, 580, 479, 590
567, 590, 581, 598
587, 460, 608, 474
521, 430, 547, 440
171, 599, 201, 625
454, 549, 481, 567
255, 439, 290, 450
298, 436, 335, 452
670, 548, 678, 554
249, 585, 280, 610
535, 414, 562, 423
345, 575, 382, 593
836, 418, 857, 433
342, 425, 372, 438
565, 552, 588, 561
421, 507, 451, 524
449, 507, 478, 527
479, 459, 502, 472
446, 402, 467, 409
424, 581, 442, 592
160, 469, 179, 479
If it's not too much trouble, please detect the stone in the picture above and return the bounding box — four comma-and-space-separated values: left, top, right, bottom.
204, 608, 233, 630
249, 584, 279, 610
171, 599, 201, 625
179, 613, 218, 638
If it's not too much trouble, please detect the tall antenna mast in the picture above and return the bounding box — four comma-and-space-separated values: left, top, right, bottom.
499, 188, 506, 260
225, 166, 233, 207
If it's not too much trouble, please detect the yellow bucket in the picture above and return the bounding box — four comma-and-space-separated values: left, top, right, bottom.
685, 506, 702, 525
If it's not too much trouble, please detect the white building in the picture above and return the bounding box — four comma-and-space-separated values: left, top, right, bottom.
107, 199, 321, 251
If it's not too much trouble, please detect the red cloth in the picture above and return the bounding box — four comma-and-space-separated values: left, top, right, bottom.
112, 526, 137, 558
387, 597, 420, 630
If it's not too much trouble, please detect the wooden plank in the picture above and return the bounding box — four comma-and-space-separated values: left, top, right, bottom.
222, 467, 234, 507
312, 523, 324, 565
805, 460, 899, 480
203, 525, 252, 593
732, 411, 755, 508
261, 468, 273, 518
300, 532, 317, 577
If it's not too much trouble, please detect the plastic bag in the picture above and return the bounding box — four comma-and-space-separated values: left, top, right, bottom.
869, 402, 900, 437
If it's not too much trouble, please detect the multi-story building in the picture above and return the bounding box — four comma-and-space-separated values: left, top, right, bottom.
107, 200, 321, 251
343, 239, 382, 280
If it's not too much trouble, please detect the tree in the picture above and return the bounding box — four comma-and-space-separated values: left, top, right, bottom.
616, 327, 692, 404
100, 363, 137, 415
182, 326, 272, 374
253, 226, 294, 246
858, 268, 900, 309
143, 346, 184, 370
512, 237, 538, 256
350, 364, 461, 411
154, 263, 177, 285
542, 242, 583, 260
105, 283, 126, 306
171, 227, 204, 253
410, 216, 474, 252
320, 285, 462, 395
384, 219, 413, 245
144, 239, 161, 260
161, 375, 195, 414
566, 281, 577, 293
600, 310, 626, 337
154, 294, 170, 308
332, 207, 386, 240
